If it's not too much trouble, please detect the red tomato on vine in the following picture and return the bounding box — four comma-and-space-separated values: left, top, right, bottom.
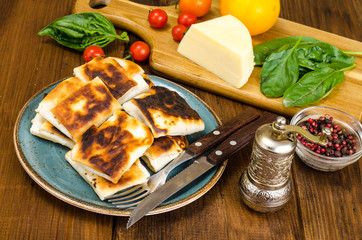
148, 9, 168, 28
129, 41, 150, 61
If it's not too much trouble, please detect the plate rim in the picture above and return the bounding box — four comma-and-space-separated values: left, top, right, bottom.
13, 75, 227, 216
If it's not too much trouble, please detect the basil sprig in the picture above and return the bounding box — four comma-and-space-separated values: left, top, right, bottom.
38, 12, 129, 51
254, 36, 358, 107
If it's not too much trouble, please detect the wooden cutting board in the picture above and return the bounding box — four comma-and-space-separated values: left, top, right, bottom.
73, 0, 362, 121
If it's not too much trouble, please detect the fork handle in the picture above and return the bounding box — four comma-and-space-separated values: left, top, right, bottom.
186, 107, 260, 158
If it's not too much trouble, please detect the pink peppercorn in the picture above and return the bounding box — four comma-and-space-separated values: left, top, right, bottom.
298, 114, 357, 158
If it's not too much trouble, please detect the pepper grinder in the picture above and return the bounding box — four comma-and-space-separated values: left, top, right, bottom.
239, 116, 330, 213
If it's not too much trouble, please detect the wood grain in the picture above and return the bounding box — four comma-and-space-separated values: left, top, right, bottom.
73, 0, 362, 122
0, 0, 361, 239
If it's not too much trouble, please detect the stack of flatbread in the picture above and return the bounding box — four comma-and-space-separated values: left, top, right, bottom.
30, 57, 205, 201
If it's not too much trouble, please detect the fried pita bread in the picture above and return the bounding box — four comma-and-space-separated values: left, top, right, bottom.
68, 109, 154, 184
65, 153, 150, 200
109, 57, 144, 76
48, 77, 121, 141
30, 114, 75, 149
141, 74, 155, 88
142, 136, 188, 172
123, 86, 205, 138
36, 77, 87, 137
73, 57, 149, 104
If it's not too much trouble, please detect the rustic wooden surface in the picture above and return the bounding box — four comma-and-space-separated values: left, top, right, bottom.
72, 0, 362, 121
0, 0, 361, 239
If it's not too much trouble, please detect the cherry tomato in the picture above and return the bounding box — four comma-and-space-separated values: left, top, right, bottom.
172, 24, 187, 41
83, 45, 105, 63
178, 0, 212, 17
129, 41, 150, 61
177, 12, 197, 27
148, 9, 168, 28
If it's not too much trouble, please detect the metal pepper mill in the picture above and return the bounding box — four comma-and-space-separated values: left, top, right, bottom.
239, 116, 330, 213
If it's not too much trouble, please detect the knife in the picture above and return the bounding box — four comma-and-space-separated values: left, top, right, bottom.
127, 112, 277, 228
140, 107, 260, 190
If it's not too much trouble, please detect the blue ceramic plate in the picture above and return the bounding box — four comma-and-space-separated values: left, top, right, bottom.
14, 75, 226, 216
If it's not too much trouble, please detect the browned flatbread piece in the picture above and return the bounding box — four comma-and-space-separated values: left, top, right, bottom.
109, 57, 144, 76
123, 86, 205, 138
68, 109, 154, 184
30, 114, 75, 149
142, 136, 188, 172
65, 154, 150, 200
39, 77, 86, 105
50, 77, 121, 141
36, 77, 88, 139
74, 57, 149, 103
141, 74, 154, 88
74, 56, 136, 99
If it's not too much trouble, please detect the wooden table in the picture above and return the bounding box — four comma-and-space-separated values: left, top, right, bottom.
1, 0, 361, 239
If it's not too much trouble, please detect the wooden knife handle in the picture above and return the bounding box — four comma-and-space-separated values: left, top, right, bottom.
186, 107, 260, 158
207, 112, 278, 166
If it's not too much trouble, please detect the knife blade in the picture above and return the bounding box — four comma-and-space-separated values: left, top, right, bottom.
127, 112, 277, 228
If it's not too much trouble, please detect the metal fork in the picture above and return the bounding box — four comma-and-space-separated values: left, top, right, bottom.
105, 107, 260, 208
105, 150, 194, 207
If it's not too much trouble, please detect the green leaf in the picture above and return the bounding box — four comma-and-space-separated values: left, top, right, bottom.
253, 36, 320, 65
282, 67, 348, 107
296, 42, 356, 71
260, 36, 303, 98
38, 12, 129, 51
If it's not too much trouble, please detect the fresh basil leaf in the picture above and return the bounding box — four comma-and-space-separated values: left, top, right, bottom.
260, 36, 303, 98
296, 42, 356, 71
253, 36, 319, 65
282, 67, 345, 107
299, 66, 312, 76
38, 12, 129, 51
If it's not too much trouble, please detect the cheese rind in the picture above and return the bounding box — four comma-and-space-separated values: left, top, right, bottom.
177, 15, 254, 89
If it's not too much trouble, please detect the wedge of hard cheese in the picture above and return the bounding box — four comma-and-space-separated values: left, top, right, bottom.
177, 15, 254, 89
